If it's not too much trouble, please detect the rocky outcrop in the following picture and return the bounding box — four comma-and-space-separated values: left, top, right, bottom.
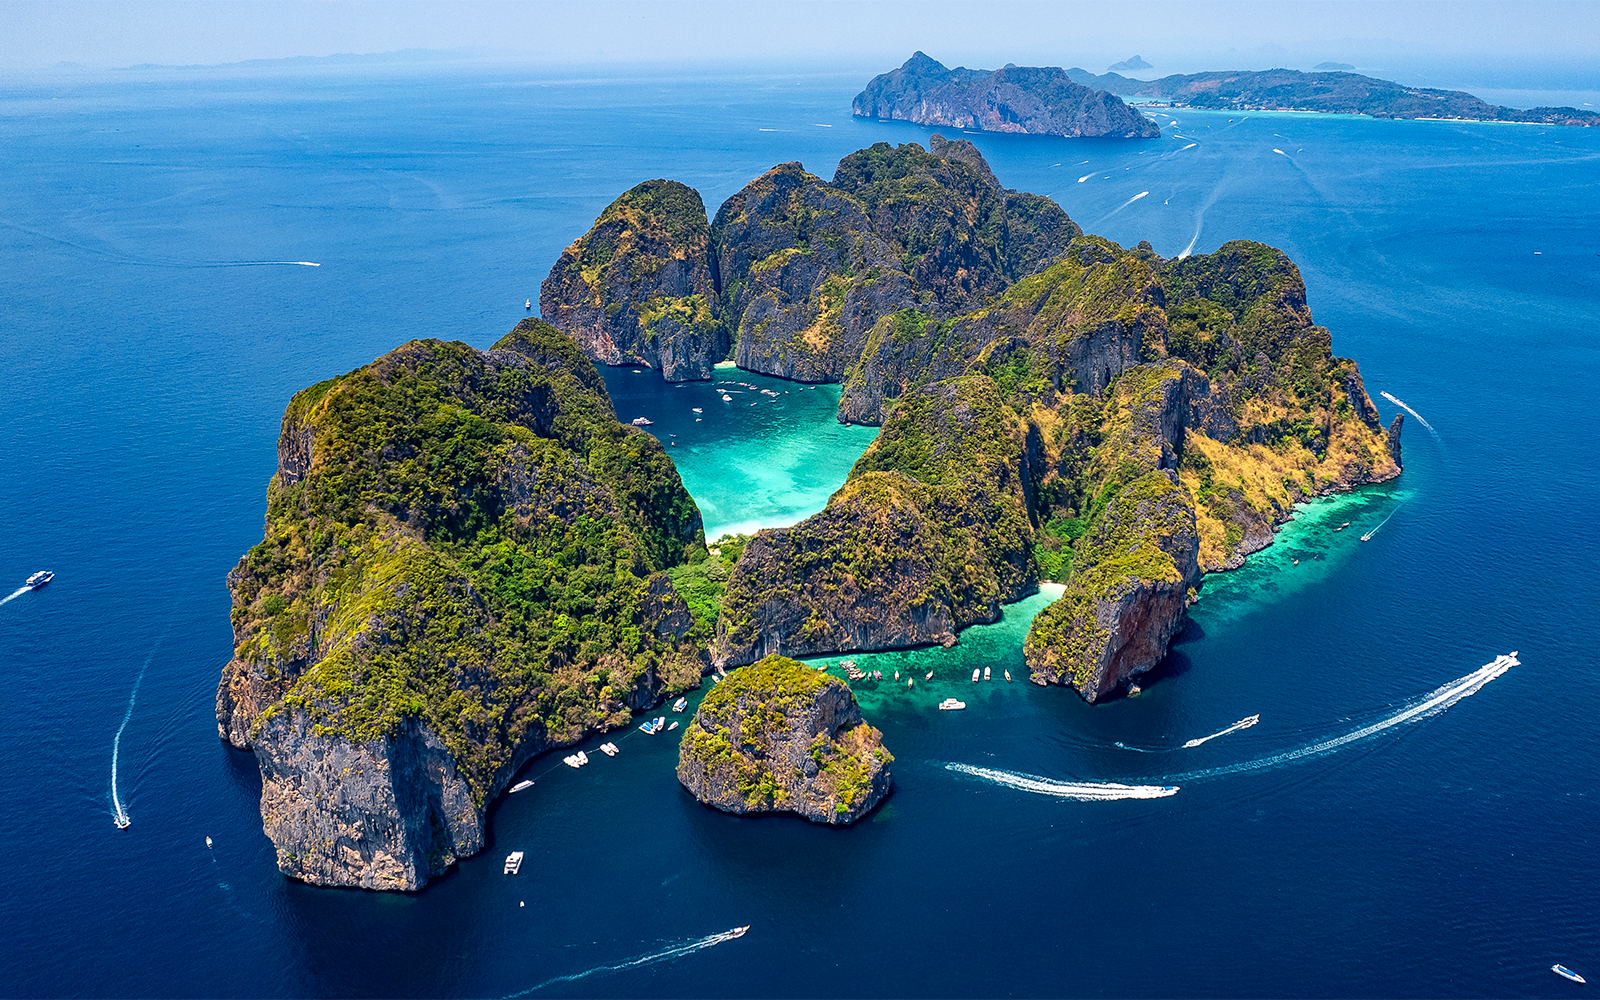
218, 319, 708, 890
1387, 413, 1404, 467
853, 52, 1161, 139
1024, 470, 1200, 700
677, 655, 892, 824
714, 377, 1035, 667
540, 180, 727, 382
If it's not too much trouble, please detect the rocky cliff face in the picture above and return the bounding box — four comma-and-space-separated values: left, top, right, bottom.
540, 180, 728, 382
218, 320, 708, 890
1024, 470, 1200, 701
713, 376, 1035, 667
852, 52, 1161, 139
677, 655, 892, 824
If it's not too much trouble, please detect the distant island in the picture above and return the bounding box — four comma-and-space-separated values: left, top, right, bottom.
852, 52, 1160, 138
1108, 55, 1152, 72
1065, 66, 1600, 126
1313, 62, 1356, 72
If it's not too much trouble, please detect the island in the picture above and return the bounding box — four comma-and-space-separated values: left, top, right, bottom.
677, 654, 893, 823
222, 133, 1405, 890
217, 320, 709, 890
851, 52, 1161, 138
1066, 66, 1600, 126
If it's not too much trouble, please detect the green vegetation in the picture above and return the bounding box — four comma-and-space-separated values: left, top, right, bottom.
226, 319, 708, 806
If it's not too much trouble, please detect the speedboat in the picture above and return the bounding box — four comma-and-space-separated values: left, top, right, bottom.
563, 754, 582, 768
983, 666, 991, 681
524, 299, 531, 310
599, 742, 619, 756
576, 750, 589, 765
938, 698, 966, 711
114, 815, 130, 830
925, 670, 934, 681
971, 668, 980, 682
26, 570, 53, 588
667, 721, 679, 731
631, 416, 653, 426
205, 836, 213, 849
654, 716, 666, 732
1553, 965, 1586, 983
509, 779, 535, 792
722, 394, 733, 402
692, 408, 703, 414
673, 697, 688, 712
1004, 670, 1012, 682
729, 925, 750, 938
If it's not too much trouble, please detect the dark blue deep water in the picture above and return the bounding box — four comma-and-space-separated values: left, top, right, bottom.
2, 66, 1597, 998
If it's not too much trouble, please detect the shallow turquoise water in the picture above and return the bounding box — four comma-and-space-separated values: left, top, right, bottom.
1, 65, 1597, 998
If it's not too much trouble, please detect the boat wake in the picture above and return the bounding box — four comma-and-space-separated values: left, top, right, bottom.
1166, 654, 1518, 782
1379, 391, 1441, 442
945, 763, 1178, 800
1360, 503, 1402, 542
0, 586, 30, 606
111, 637, 163, 828
1183, 714, 1260, 748
505, 926, 750, 996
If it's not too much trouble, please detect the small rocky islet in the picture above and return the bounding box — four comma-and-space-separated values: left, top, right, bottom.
221, 131, 1401, 889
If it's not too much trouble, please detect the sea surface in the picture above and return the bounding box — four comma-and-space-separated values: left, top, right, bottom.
2, 65, 1597, 998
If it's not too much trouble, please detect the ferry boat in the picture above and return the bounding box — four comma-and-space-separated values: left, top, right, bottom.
673, 697, 688, 712
505, 851, 524, 874
509, 779, 535, 793
938, 698, 966, 711
26, 570, 53, 588
1553, 965, 1586, 983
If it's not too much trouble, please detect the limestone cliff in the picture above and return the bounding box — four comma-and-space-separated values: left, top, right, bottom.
217, 319, 708, 890
852, 52, 1161, 139
540, 180, 727, 381
713, 376, 1035, 667
677, 655, 892, 824
1024, 470, 1200, 700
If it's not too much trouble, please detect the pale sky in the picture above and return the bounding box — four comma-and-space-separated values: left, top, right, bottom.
4, 0, 1597, 89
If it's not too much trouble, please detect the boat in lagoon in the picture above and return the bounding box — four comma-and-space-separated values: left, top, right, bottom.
504, 851, 524, 875
1553, 965, 1586, 983
983, 666, 991, 681
672, 697, 687, 712
667, 721, 679, 731
599, 742, 619, 756
972, 668, 981, 682
509, 779, 535, 793
1004, 670, 1012, 682
925, 670, 934, 681
938, 698, 966, 711
654, 716, 666, 732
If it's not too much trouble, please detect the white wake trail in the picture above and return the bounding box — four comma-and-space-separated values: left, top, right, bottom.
0, 586, 30, 606
111, 639, 163, 828
1168, 654, 1518, 782
505, 926, 750, 996
946, 763, 1178, 800
1360, 504, 1402, 541
1379, 391, 1441, 442
1183, 714, 1260, 748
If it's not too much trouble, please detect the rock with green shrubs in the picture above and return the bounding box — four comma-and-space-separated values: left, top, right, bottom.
217, 319, 709, 891
540, 179, 728, 382
677, 655, 893, 824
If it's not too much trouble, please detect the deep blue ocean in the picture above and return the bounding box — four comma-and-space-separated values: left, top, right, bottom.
2, 64, 1597, 998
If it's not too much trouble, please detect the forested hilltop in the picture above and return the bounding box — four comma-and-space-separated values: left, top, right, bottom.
544, 136, 1404, 703
1066, 66, 1600, 126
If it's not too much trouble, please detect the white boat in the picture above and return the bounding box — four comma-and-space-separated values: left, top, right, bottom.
983, 666, 991, 681
631, 416, 653, 426
938, 698, 966, 711
972, 668, 981, 682
667, 721, 679, 731
505, 851, 524, 875
205, 836, 213, 849
1004, 670, 1012, 682
654, 716, 666, 732
722, 394, 733, 402
673, 697, 688, 712
729, 925, 750, 938
563, 754, 582, 768
907, 678, 914, 687
576, 750, 589, 765
114, 815, 130, 830
692, 408, 703, 414
1553, 965, 1586, 983
524, 299, 531, 310
925, 670, 934, 681
509, 779, 535, 793
600, 742, 618, 756
26, 570, 53, 588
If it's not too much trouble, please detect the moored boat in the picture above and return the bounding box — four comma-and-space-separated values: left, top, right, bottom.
673, 697, 688, 712
938, 697, 966, 711
971, 668, 980, 682
667, 721, 679, 731
1004, 670, 1012, 682
983, 666, 991, 681
505, 851, 524, 874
